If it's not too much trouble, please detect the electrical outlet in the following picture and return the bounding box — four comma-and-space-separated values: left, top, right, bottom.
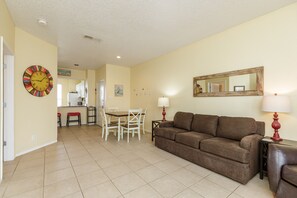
31, 135, 36, 141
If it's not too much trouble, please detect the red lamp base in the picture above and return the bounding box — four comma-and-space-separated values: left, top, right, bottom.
162, 107, 166, 122
271, 134, 282, 141
271, 112, 282, 141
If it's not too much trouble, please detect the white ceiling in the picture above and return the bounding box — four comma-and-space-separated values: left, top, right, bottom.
5, 0, 297, 69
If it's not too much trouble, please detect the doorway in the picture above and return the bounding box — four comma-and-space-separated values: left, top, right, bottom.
3, 52, 14, 161
0, 37, 15, 182
96, 80, 105, 126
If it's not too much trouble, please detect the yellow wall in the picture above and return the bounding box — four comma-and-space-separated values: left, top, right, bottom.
14, 28, 58, 155
58, 67, 86, 80
0, 0, 15, 52
86, 70, 96, 106
105, 64, 130, 110
131, 3, 297, 140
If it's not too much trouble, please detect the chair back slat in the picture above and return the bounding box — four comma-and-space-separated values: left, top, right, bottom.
127, 109, 142, 126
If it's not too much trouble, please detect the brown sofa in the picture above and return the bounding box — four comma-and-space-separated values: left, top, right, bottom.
154, 111, 265, 184
268, 144, 297, 198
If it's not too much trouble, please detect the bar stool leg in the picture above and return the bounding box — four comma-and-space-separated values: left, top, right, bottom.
59, 116, 62, 127
67, 115, 69, 127
78, 114, 81, 126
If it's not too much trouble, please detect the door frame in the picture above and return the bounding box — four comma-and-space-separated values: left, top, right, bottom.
96, 80, 105, 126
3, 52, 14, 161
0, 36, 4, 181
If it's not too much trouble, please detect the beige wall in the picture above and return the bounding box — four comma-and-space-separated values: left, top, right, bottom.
14, 28, 58, 155
58, 67, 86, 80
105, 64, 130, 110
86, 70, 96, 106
0, 0, 15, 53
131, 3, 297, 140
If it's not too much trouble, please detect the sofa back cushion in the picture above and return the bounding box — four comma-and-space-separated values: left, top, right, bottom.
173, 112, 194, 131
191, 114, 219, 136
217, 116, 257, 140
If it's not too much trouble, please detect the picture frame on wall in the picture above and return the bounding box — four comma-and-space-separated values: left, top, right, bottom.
234, 86, 245, 92
58, 69, 71, 76
114, 84, 123, 96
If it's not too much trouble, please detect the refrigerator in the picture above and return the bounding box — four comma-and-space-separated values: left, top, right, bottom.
67, 92, 80, 106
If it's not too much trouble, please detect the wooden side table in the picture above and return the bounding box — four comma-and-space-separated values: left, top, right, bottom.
151, 120, 162, 141
259, 137, 297, 179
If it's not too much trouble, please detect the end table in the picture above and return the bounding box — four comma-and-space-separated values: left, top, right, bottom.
259, 136, 297, 179
151, 120, 162, 141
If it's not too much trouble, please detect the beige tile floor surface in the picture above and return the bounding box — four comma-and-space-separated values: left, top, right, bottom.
0, 125, 273, 198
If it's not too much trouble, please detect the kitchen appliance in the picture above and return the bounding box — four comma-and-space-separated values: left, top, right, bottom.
67, 92, 80, 106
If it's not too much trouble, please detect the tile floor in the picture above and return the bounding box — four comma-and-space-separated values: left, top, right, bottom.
0, 125, 273, 198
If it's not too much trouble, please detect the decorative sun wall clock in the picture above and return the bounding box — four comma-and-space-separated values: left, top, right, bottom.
23, 65, 54, 97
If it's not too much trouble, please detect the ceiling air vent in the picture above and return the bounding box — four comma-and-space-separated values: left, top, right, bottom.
84, 35, 94, 40
83, 35, 101, 42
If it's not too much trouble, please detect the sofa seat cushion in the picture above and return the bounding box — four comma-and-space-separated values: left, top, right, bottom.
191, 114, 219, 136
175, 132, 213, 149
282, 165, 297, 186
217, 116, 257, 141
173, 112, 194, 131
200, 137, 250, 163
155, 127, 187, 140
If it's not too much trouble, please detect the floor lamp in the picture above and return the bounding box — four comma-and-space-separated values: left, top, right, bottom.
262, 93, 291, 141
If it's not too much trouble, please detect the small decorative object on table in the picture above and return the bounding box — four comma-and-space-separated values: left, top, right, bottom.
262, 93, 291, 141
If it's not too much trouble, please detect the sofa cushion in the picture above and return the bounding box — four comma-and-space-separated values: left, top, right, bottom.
282, 165, 297, 186
155, 127, 187, 140
173, 112, 194, 131
217, 116, 257, 141
175, 132, 213, 149
200, 137, 250, 163
191, 114, 219, 136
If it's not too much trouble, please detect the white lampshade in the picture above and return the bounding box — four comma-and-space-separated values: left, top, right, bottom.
262, 94, 291, 113
158, 97, 169, 107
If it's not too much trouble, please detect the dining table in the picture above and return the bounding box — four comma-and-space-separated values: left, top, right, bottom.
105, 111, 144, 141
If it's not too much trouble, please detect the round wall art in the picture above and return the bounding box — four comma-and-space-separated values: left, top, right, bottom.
23, 65, 54, 97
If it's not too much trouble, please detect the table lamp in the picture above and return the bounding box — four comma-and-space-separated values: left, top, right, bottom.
158, 97, 169, 122
262, 93, 291, 141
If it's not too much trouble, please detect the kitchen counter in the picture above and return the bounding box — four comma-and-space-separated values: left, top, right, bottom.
58, 106, 87, 126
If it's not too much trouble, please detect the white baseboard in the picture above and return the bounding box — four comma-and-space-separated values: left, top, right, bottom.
15, 140, 57, 157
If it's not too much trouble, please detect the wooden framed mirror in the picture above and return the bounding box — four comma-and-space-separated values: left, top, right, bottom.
193, 66, 264, 97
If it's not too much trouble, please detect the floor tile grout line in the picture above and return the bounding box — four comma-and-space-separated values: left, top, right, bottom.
2, 125, 269, 198
62, 126, 86, 198
79, 126, 128, 197
43, 145, 46, 198
76, 125, 155, 197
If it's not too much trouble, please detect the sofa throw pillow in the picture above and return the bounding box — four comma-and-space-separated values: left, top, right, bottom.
173, 112, 194, 131
217, 116, 257, 141
191, 114, 219, 136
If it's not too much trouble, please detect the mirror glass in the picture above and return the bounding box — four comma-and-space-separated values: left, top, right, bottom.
193, 67, 263, 97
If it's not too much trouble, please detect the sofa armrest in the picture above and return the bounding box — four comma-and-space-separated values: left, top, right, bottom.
240, 134, 263, 179
159, 121, 174, 128
240, 134, 263, 150
268, 144, 297, 192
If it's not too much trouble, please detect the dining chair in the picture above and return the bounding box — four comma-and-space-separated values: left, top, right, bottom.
100, 109, 118, 141
121, 109, 142, 143
140, 108, 147, 134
